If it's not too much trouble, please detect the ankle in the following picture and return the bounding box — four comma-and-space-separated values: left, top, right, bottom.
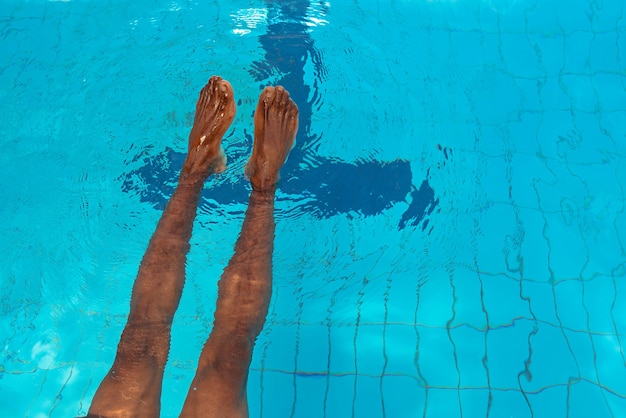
178, 170, 207, 190
250, 188, 276, 202
250, 179, 277, 194
246, 165, 280, 194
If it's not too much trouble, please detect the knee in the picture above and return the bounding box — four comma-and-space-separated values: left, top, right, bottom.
116, 322, 171, 367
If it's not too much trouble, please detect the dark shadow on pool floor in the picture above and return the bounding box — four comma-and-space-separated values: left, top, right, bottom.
119, 148, 438, 231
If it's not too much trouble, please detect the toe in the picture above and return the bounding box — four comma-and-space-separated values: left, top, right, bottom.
275, 86, 286, 104
262, 86, 276, 105
208, 76, 217, 89
218, 79, 230, 94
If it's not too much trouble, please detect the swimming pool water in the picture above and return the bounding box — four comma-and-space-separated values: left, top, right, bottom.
1, 0, 625, 416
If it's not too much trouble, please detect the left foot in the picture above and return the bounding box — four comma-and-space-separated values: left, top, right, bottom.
182, 76, 236, 178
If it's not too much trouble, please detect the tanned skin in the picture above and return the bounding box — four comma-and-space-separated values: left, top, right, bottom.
86, 76, 298, 418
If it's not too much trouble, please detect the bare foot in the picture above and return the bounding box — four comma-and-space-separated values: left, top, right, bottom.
245, 86, 299, 192
182, 76, 236, 178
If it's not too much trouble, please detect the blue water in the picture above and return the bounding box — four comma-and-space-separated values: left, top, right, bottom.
1, 0, 625, 416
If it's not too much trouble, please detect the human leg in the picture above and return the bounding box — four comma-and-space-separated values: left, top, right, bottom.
87, 76, 236, 418
179, 86, 298, 417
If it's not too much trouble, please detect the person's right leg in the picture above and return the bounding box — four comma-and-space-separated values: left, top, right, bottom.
179, 86, 298, 417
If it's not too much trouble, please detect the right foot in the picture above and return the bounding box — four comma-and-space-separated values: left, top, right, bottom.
245, 86, 299, 192
182, 76, 236, 178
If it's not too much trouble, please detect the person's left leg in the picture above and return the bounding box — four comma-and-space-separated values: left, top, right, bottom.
87, 76, 236, 418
